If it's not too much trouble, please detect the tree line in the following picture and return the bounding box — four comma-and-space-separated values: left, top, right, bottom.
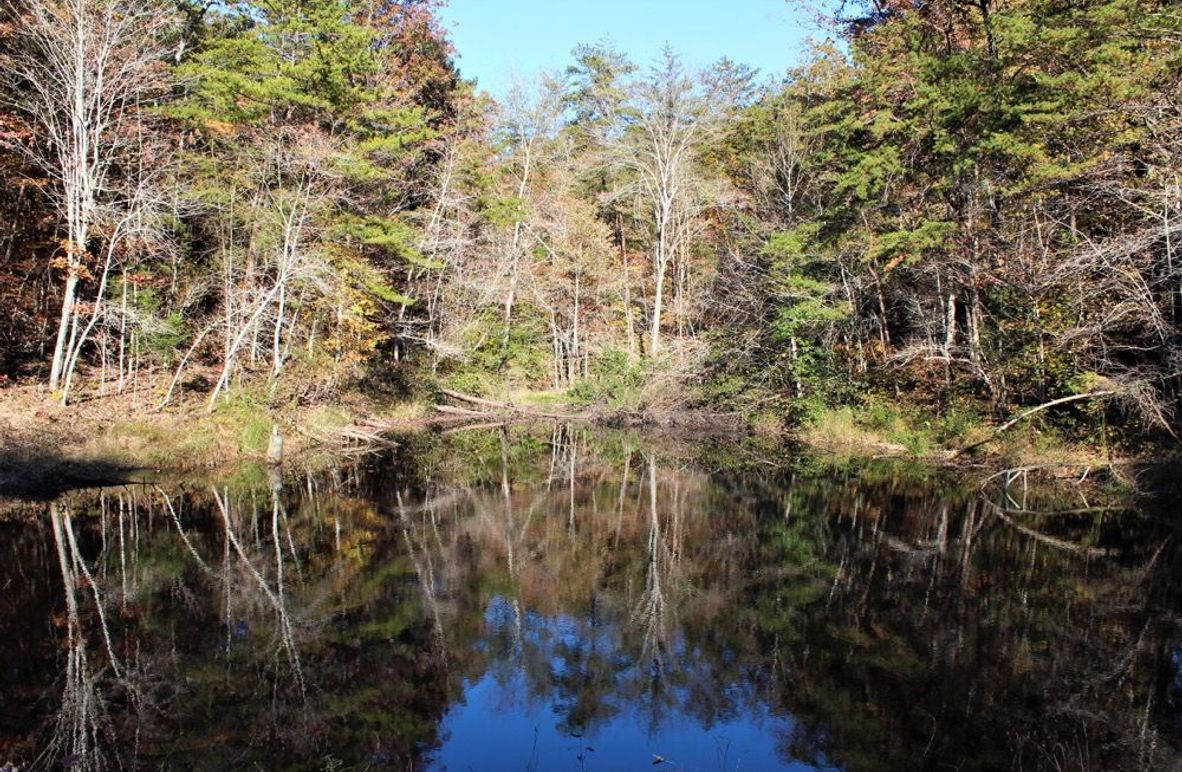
1, 0, 1180, 439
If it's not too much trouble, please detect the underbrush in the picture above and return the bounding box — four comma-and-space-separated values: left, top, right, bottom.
799, 396, 987, 458
568, 348, 648, 409
800, 393, 1122, 465
435, 343, 708, 419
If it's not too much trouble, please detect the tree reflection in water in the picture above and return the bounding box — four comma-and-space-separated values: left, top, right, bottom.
0, 427, 1180, 770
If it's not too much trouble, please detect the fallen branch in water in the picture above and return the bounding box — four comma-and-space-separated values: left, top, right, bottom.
982, 498, 1113, 557
320, 394, 581, 450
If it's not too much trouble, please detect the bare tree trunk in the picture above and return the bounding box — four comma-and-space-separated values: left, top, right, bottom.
500, 110, 542, 364
48, 271, 79, 390
874, 272, 890, 348
570, 271, 580, 383
619, 214, 637, 359
208, 279, 285, 409
651, 213, 669, 355
943, 291, 957, 386
969, 273, 983, 367
272, 282, 286, 376
789, 335, 801, 397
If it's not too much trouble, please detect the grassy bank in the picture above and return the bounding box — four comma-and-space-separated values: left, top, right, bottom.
0, 379, 432, 477
797, 396, 1140, 469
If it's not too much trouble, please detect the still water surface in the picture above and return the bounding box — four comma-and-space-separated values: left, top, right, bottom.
1, 427, 1180, 770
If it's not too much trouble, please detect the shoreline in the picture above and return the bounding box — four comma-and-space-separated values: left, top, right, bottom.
1, 381, 1174, 501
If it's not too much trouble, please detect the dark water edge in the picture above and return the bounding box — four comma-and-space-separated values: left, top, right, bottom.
1, 425, 1181, 771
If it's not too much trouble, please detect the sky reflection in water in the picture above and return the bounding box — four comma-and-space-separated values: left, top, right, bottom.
433, 598, 822, 771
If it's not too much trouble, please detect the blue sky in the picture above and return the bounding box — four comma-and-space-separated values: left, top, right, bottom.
437, 0, 821, 98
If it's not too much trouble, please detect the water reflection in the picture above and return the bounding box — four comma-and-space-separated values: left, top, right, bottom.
0, 427, 1180, 770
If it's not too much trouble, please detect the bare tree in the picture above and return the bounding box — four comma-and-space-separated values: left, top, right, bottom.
613, 49, 720, 355
59, 131, 173, 402
1, 0, 174, 395
494, 75, 564, 362
207, 135, 333, 409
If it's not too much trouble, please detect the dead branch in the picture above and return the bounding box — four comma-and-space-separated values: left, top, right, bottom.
953, 391, 1118, 458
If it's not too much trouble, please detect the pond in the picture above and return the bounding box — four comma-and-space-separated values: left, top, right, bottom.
1, 426, 1180, 771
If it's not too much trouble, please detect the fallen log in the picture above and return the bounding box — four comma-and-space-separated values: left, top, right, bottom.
437, 389, 588, 421
441, 421, 509, 436
439, 389, 514, 410
434, 404, 488, 417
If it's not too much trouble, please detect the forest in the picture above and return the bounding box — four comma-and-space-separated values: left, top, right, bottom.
1, 0, 1181, 461
5, 3, 1182, 768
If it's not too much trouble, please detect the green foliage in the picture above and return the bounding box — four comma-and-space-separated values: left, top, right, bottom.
930, 402, 987, 445
172, 0, 378, 130
753, 227, 852, 402
479, 195, 527, 228
867, 221, 956, 264
449, 305, 552, 387
803, 398, 990, 458
441, 370, 494, 399
858, 401, 933, 456
7, 0, 1179, 458
210, 389, 274, 453
700, 0, 1182, 448
569, 347, 646, 407
150, 0, 465, 395
333, 216, 434, 270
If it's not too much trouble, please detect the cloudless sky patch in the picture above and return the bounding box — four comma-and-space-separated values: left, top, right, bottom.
438, 0, 819, 98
